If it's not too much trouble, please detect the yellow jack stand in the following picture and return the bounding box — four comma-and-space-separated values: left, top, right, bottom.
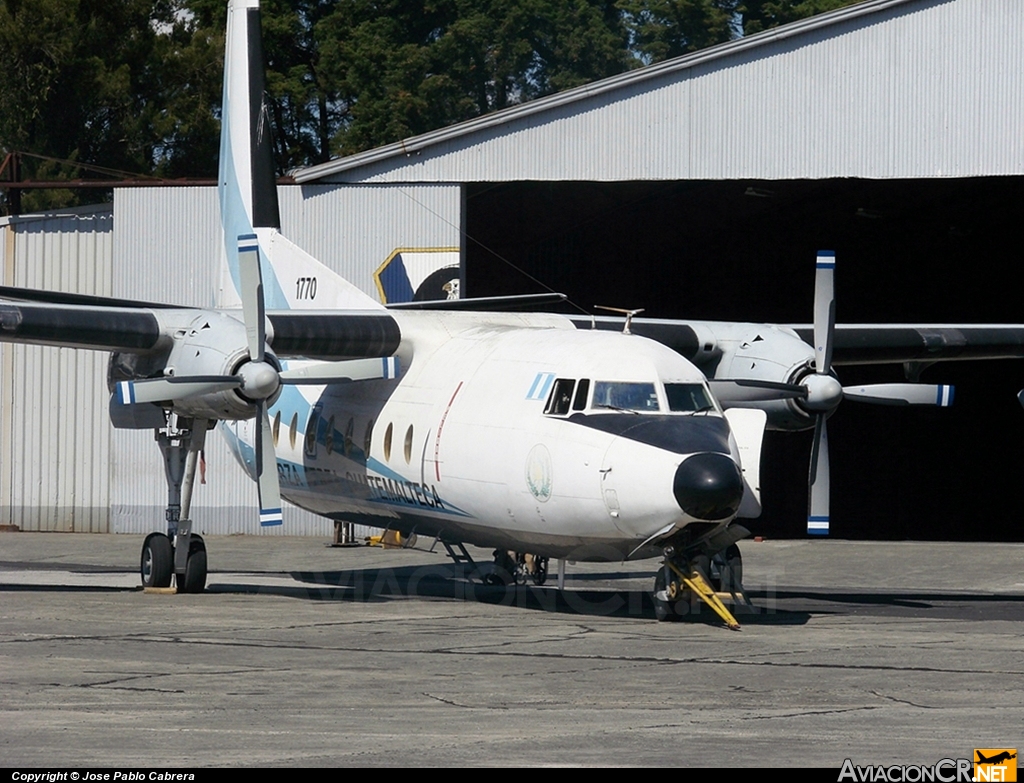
666, 560, 741, 630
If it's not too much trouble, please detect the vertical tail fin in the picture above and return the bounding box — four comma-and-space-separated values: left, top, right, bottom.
217, 0, 382, 312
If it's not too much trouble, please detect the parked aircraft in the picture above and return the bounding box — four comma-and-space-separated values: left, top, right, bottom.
3, 0, 1024, 627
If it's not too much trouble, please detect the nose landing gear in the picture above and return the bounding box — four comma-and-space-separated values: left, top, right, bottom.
653, 545, 747, 629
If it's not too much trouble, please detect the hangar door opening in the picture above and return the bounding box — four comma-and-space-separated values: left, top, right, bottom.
465, 177, 1024, 541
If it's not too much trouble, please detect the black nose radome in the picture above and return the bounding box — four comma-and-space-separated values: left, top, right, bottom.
673, 453, 744, 520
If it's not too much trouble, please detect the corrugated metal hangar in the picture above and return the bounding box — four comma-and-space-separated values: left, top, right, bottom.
3, 0, 1023, 538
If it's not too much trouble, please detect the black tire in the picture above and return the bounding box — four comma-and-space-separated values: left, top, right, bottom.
722, 544, 742, 594
653, 565, 678, 622
178, 538, 207, 594
141, 534, 173, 588
531, 557, 549, 586
485, 549, 515, 587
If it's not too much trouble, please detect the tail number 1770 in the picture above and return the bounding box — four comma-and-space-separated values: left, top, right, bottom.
295, 277, 318, 300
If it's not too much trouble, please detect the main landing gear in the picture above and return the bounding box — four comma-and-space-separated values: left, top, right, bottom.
481, 550, 550, 586
140, 416, 210, 593
653, 544, 748, 629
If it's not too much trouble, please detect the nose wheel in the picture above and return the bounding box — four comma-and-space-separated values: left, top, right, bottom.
653, 548, 744, 629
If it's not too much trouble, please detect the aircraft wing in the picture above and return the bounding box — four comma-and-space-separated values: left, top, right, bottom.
569, 316, 1024, 367
788, 324, 1024, 365
0, 288, 401, 360
0, 300, 168, 352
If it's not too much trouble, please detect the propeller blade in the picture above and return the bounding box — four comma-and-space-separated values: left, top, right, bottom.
807, 415, 830, 536
238, 234, 266, 362
709, 378, 808, 404
844, 383, 954, 407
279, 356, 400, 385
115, 376, 241, 405
255, 401, 283, 526
813, 251, 836, 376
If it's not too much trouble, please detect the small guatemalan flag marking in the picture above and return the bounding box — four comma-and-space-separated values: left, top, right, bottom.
816, 250, 836, 269
526, 372, 556, 401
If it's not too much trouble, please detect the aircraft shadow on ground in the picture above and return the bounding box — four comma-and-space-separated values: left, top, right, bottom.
206, 565, 814, 625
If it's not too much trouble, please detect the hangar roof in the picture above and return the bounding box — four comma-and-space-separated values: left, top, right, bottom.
294, 0, 1023, 185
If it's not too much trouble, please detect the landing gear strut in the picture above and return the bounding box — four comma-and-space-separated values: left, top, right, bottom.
515, 553, 549, 586
653, 544, 746, 629
141, 416, 209, 593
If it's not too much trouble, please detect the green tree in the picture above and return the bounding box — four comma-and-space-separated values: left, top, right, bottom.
738, 0, 862, 36
317, 0, 630, 156
0, 0, 869, 214
619, 0, 738, 64
0, 0, 173, 210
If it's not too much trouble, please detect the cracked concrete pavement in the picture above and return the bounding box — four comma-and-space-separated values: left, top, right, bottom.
1, 534, 1022, 766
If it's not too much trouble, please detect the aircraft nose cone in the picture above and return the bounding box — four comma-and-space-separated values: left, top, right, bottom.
673, 452, 744, 520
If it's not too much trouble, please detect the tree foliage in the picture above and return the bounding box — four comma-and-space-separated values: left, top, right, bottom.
0, 0, 862, 212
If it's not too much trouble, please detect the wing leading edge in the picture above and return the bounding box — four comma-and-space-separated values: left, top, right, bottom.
0, 288, 401, 361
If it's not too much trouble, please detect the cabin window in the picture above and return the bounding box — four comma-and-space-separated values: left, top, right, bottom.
544, 378, 576, 416
665, 383, 714, 413
592, 381, 660, 412
272, 411, 281, 447
404, 425, 414, 464
304, 408, 320, 456
344, 417, 354, 457
289, 413, 298, 449
572, 379, 590, 411
383, 423, 393, 462
364, 419, 374, 458
325, 415, 336, 455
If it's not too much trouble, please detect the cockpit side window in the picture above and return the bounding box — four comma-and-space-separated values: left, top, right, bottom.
665, 383, 714, 412
544, 378, 576, 416
592, 381, 660, 412
572, 379, 590, 411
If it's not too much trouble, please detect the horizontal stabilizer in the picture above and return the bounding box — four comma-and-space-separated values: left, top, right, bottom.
387, 293, 567, 311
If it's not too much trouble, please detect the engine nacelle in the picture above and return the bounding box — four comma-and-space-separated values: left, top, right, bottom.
712, 325, 819, 432
108, 310, 279, 422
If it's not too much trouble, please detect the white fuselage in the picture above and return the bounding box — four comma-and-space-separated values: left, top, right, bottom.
224, 311, 745, 560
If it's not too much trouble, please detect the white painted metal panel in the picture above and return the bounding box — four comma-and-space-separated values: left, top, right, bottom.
0, 207, 112, 532
297, 0, 1024, 184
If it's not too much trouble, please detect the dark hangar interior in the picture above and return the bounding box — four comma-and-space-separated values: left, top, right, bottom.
465, 175, 1024, 540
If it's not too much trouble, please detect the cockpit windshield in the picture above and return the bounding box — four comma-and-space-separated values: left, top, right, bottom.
665, 383, 715, 412
592, 381, 660, 412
